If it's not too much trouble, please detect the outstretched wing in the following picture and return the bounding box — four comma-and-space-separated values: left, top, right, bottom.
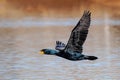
64, 11, 91, 53
55, 41, 66, 51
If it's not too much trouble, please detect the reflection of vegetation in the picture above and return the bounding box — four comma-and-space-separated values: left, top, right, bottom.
0, 0, 120, 18
110, 12, 120, 19
112, 26, 120, 31
7, 0, 92, 9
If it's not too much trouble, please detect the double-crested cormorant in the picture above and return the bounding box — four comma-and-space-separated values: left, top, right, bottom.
40, 11, 98, 61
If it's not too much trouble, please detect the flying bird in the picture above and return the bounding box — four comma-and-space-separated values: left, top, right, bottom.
40, 11, 98, 61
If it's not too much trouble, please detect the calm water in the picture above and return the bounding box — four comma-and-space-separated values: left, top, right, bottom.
0, 24, 120, 80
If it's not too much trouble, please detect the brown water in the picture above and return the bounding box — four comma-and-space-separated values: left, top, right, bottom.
0, 24, 120, 80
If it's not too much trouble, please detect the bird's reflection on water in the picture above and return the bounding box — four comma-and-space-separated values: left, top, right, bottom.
0, 25, 120, 80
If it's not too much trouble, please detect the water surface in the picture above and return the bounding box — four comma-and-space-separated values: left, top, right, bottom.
0, 24, 120, 80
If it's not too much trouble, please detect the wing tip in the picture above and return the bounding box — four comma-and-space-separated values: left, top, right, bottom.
55, 41, 66, 50
83, 10, 91, 16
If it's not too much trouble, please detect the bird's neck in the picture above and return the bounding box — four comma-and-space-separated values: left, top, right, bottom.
48, 49, 59, 55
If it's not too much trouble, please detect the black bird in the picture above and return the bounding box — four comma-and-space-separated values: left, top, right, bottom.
40, 11, 98, 61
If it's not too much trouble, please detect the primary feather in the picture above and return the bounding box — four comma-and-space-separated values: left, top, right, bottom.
64, 11, 91, 54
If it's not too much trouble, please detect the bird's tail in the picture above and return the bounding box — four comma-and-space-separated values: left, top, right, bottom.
84, 55, 98, 60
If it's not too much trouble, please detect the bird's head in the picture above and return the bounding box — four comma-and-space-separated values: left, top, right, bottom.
40, 49, 59, 55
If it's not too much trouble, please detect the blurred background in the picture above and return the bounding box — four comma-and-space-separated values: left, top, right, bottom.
0, 0, 120, 18
0, 0, 120, 80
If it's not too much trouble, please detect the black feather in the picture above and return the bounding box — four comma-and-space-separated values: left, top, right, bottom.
64, 11, 91, 54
